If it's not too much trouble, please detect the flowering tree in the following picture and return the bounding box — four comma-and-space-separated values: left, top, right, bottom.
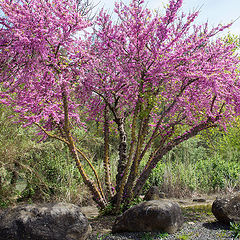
1, 0, 240, 212
84, 0, 240, 211
0, 0, 108, 208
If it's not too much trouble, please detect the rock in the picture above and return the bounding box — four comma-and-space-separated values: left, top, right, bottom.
193, 198, 206, 203
112, 200, 183, 234
212, 194, 240, 224
80, 205, 99, 219
0, 202, 91, 240
144, 186, 166, 201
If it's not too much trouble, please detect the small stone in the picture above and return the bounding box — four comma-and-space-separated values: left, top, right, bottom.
144, 186, 166, 201
193, 198, 206, 202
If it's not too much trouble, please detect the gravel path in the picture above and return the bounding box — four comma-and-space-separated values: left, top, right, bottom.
89, 221, 235, 240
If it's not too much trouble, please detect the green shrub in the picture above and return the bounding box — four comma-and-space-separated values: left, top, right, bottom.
0, 105, 92, 207
143, 137, 240, 197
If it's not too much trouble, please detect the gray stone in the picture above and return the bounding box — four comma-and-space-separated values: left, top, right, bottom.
112, 200, 184, 234
212, 194, 240, 224
144, 186, 166, 201
0, 202, 91, 240
193, 198, 206, 203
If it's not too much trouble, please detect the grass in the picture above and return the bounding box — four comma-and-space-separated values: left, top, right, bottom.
175, 234, 191, 240
181, 204, 214, 222
143, 137, 240, 198
230, 222, 240, 239
141, 232, 169, 240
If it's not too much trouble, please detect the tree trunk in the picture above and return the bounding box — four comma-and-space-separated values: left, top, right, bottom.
115, 117, 127, 193
132, 145, 172, 199
103, 105, 114, 198
132, 120, 215, 199
122, 113, 150, 204
61, 85, 106, 208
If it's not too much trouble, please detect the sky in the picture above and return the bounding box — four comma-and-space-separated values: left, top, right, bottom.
93, 0, 240, 36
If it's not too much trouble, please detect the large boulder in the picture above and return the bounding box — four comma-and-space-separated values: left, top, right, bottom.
144, 186, 166, 201
112, 200, 183, 234
0, 202, 91, 240
212, 194, 240, 224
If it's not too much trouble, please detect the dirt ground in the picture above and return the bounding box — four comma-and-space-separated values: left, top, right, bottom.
80, 194, 219, 236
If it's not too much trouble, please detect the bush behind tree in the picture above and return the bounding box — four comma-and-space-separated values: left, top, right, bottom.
144, 137, 240, 197
1, 105, 240, 207
0, 105, 90, 207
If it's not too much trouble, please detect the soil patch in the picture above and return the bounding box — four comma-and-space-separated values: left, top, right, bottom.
83, 195, 236, 239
